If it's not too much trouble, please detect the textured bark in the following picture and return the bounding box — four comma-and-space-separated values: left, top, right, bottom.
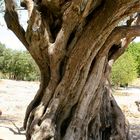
4, 0, 140, 139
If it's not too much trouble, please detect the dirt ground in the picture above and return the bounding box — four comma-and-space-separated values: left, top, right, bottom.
114, 90, 140, 140
0, 79, 39, 140
0, 79, 140, 140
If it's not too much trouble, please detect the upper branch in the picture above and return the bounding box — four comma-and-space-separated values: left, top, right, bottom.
110, 25, 140, 62
4, 0, 29, 50
100, 25, 140, 58
116, 25, 140, 38
122, 1, 140, 18
118, 0, 140, 6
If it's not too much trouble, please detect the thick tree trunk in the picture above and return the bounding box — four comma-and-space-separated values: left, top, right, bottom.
24, 56, 129, 140
4, 0, 140, 140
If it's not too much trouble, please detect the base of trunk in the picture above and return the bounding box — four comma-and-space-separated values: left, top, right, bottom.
24, 80, 129, 140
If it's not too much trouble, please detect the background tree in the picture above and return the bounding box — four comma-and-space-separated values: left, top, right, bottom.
0, 43, 39, 80
11, 51, 39, 80
128, 42, 140, 76
3, 0, 140, 140
0, 43, 6, 78
111, 52, 138, 87
0, 47, 13, 76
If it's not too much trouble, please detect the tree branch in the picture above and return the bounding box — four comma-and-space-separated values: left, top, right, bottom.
110, 37, 131, 61
81, 0, 102, 17
117, 25, 140, 38
99, 25, 140, 59
123, 1, 140, 17
4, 0, 29, 50
107, 25, 140, 62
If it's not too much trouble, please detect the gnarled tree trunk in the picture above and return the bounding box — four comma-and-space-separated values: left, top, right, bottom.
4, 0, 140, 139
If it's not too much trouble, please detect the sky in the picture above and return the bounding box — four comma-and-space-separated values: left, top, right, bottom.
0, 9, 140, 51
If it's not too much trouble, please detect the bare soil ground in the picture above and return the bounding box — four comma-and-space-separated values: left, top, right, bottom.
0, 79, 140, 140
114, 92, 140, 140
0, 79, 39, 140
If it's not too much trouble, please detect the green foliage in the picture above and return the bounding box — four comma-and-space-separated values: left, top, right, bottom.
111, 52, 137, 86
111, 42, 140, 86
127, 42, 140, 76
0, 43, 40, 81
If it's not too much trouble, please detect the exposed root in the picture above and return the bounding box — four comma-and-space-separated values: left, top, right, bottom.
24, 80, 129, 140
25, 97, 60, 140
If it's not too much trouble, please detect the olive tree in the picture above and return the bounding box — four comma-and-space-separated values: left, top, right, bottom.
3, 0, 140, 139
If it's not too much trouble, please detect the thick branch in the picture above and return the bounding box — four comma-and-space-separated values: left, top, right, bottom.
100, 25, 140, 57
111, 25, 140, 60
118, 25, 140, 36
4, 0, 29, 50
110, 38, 131, 61
122, 1, 140, 19
82, 0, 102, 17
118, 0, 140, 6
